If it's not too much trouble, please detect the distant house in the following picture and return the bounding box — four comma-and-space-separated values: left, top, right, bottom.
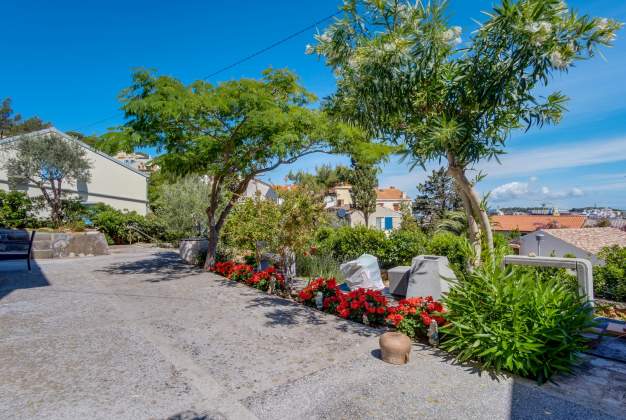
243, 179, 278, 202
519, 227, 626, 264
348, 206, 403, 231
114, 151, 158, 174
375, 186, 412, 211
0, 128, 149, 215
491, 214, 587, 234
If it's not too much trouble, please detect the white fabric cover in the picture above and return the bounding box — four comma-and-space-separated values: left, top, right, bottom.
339, 254, 385, 291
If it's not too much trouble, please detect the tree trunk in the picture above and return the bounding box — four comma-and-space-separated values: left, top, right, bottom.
363, 211, 370, 227
456, 185, 481, 269
204, 225, 219, 269
447, 164, 494, 262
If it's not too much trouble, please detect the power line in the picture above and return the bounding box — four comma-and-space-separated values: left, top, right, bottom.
202, 10, 341, 80
71, 10, 341, 134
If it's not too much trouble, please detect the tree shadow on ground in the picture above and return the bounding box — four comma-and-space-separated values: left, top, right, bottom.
96, 251, 203, 283
245, 293, 329, 328
164, 410, 226, 420
0, 260, 49, 300
411, 341, 502, 380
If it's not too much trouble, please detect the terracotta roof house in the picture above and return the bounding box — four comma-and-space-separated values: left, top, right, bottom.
491, 215, 587, 233
519, 227, 626, 264
376, 186, 412, 211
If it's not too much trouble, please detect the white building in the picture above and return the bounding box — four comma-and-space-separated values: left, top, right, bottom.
348, 205, 403, 231
519, 228, 626, 265
0, 128, 149, 215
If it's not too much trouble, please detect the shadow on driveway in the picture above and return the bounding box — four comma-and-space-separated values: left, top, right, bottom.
0, 259, 49, 300
97, 251, 203, 283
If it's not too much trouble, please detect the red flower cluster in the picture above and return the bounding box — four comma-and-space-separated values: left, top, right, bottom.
229, 264, 254, 282
386, 296, 446, 338
298, 277, 339, 303
335, 288, 388, 326
247, 267, 285, 292
211, 261, 236, 277
299, 277, 388, 326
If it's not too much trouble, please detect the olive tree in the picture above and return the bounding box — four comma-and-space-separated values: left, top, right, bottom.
119, 68, 370, 268
309, 0, 620, 265
3, 133, 91, 226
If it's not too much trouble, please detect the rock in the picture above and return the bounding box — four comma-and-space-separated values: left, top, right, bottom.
179, 238, 208, 265
340, 254, 385, 291
379, 332, 411, 365
406, 255, 456, 300
388, 266, 411, 296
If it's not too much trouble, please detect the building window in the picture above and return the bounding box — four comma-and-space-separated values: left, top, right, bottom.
384, 217, 393, 230
376, 217, 384, 230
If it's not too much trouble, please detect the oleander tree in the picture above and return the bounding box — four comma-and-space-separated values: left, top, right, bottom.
118, 68, 379, 268
309, 0, 620, 265
3, 133, 91, 226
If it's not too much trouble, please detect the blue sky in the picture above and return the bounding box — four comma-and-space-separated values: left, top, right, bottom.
2, 0, 626, 209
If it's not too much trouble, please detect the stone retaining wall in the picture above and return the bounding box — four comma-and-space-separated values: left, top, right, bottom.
31, 231, 109, 259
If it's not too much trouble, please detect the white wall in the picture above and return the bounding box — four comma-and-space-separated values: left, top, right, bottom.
349, 205, 402, 231
0, 130, 148, 215
519, 230, 599, 264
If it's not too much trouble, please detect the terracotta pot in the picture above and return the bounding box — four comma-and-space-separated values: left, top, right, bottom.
379, 332, 411, 365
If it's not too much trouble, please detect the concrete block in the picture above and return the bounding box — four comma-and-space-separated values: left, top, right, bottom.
406, 255, 456, 300
388, 266, 411, 296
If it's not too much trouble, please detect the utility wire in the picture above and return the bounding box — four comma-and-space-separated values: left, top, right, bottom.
202, 10, 341, 80
71, 10, 341, 134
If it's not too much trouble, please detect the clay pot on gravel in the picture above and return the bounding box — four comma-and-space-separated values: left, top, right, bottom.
379, 332, 411, 365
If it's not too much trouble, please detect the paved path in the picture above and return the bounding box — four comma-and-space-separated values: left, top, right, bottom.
0, 248, 624, 419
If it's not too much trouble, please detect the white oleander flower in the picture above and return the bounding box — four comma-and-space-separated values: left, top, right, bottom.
304, 44, 315, 55
597, 18, 609, 30
319, 33, 332, 43
549, 50, 569, 68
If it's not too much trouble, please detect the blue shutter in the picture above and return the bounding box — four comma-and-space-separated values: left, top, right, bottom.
384, 217, 393, 230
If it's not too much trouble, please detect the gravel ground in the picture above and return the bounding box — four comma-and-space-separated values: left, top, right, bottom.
0, 248, 624, 419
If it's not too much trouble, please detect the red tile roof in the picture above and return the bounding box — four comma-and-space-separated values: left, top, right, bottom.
376, 187, 409, 200
491, 215, 587, 232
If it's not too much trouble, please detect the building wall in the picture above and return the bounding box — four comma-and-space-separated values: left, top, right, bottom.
334, 186, 352, 207
349, 205, 402, 231
0, 133, 148, 215
519, 231, 599, 264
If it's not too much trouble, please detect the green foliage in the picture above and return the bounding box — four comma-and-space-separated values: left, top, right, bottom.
0, 97, 51, 138
119, 67, 371, 266
320, 225, 388, 264
312, 0, 621, 262
223, 197, 281, 266
296, 253, 344, 281
441, 263, 595, 383
594, 246, 626, 302
0, 190, 33, 228
4, 133, 92, 226
383, 229, 427, 268
426, 232, 472, 275
153, 175, 213, 238
348, 159, 378, 227
287, 164, 351, 197
89, 204, 167, 245
414, 168, 462, 231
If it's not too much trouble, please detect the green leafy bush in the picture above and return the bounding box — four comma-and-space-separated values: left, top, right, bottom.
383, 229, 427, 268
594, 246, 626, 302
89, 204, 167, 245
320, 225, 388, 264
426, 232, 471, 275
0, 190, 33, 228
441, 263, 594, 383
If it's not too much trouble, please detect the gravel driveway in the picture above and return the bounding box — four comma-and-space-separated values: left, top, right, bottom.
1, 248, 624, 419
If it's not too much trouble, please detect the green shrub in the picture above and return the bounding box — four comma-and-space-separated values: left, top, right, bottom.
0, 190, 34, 228
382, 229, 427, 268
296, 253, 344, 280
89, 205, 167, 245
426, 232, 471, 275
594, 246, 626, 302
321, 225, 388, 264
441, 263, 594, 383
